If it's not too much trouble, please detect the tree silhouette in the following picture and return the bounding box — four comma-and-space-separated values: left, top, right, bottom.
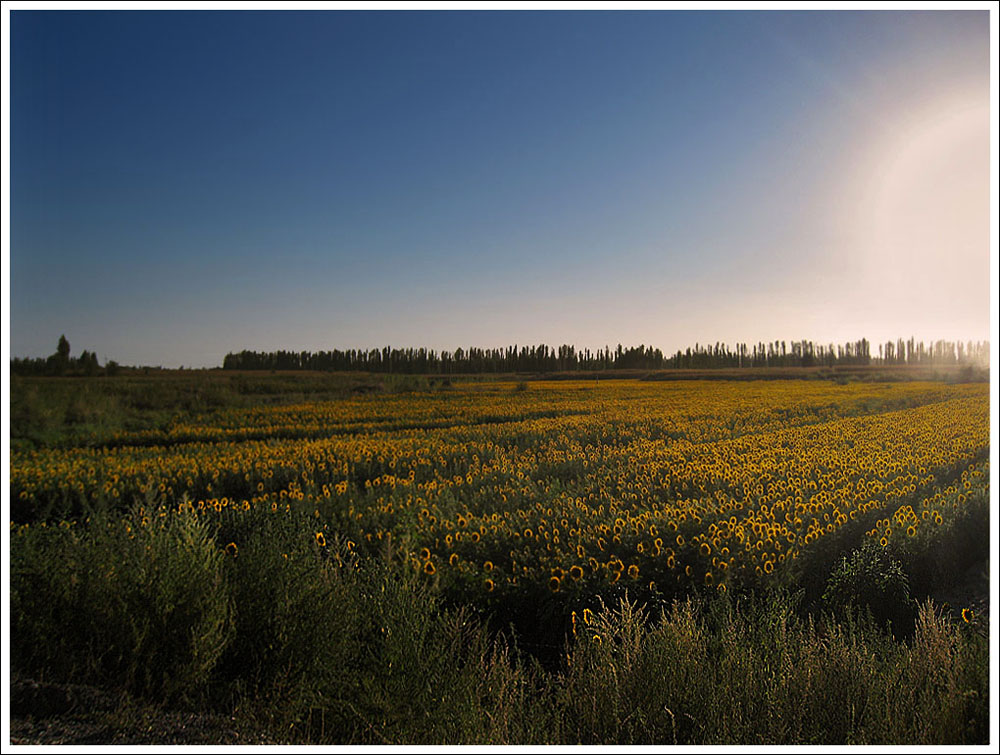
49, 334, 71, 375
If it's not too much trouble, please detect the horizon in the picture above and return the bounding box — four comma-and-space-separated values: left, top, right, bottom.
12, 332, 991, 372
8, 8, 996, 368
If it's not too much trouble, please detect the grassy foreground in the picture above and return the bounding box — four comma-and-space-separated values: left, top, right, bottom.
10, 506, 989, 745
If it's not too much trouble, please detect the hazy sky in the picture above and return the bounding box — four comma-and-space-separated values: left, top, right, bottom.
8, 9, 993, 367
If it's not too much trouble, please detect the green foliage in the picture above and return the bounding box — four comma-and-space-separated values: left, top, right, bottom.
556, 591, 986, 745
8, 372, 391, 451
10, 508, 989, 744
212, 510, 366, 727
11, 509, 232, 703
822, 540, 915, 635
871, 600, 990, 744
558, 596, 710, 744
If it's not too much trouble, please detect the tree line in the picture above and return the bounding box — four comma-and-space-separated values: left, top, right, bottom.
10, 335, 989, 376
221, 338, 990, 374
10, 335, 119, 377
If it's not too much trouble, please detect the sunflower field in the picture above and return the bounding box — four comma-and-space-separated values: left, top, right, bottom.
9, 377, 991, 743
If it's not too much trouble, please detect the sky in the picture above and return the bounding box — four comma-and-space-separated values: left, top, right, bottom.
7, 7, 995, 368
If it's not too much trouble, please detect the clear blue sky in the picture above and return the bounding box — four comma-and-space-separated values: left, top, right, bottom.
9, 9, 992, 367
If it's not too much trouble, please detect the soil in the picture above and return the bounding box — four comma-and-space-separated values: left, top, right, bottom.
7, 678, 275, 745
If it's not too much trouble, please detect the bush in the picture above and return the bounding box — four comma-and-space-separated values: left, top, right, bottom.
821, 540, 915, 635
211, 510, 367, 727
11, 509, 232, 703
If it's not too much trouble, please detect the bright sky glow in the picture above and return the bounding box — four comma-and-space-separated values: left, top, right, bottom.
6, 8, 994, 367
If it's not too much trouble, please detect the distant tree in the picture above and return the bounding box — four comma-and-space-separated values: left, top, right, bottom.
46, 335, 72, 375
78, 349, 100, 376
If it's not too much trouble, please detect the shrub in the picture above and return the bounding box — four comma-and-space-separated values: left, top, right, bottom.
821, 540, 915, 635
10, 509, 232, 703
211, 510, 367, 727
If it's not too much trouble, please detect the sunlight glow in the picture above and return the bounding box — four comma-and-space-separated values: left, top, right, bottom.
841, 89, 991, 343
864, 92, 988, 301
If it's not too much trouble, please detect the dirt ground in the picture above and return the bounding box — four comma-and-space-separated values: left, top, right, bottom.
8, 679, 274, 745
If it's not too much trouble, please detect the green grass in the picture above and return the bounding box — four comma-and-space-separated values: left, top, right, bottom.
8, 371, 466, 450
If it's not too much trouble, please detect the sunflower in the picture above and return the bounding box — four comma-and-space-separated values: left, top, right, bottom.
315, 532, 326, 548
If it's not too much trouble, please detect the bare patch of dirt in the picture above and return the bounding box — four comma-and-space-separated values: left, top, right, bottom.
9, 678, 275, 745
